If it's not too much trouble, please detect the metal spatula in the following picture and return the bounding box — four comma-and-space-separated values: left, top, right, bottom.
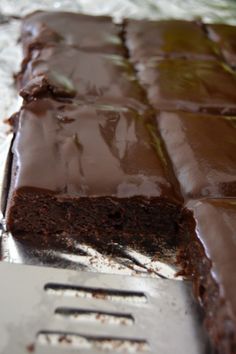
0, 261, 212, 354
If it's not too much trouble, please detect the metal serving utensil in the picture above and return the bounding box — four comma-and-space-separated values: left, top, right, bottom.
0, 261, 211, 354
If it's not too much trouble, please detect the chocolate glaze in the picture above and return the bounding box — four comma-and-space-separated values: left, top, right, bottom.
125, 19, 219, 62
207, 24, 236, 67
19, 45, 147, 109
11, 99, 180, 201
136, 59, 236, 114
22, 11, 124, 55
187, 198, 236, 322
157, 111, 236, 199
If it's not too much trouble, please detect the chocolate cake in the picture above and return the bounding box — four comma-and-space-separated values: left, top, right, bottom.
125, 19, 236, 115
183, 199, 236, 354
157, 111, 236, 199
6, 98, 183, 249
21, 11, 124, 55
19, 11, 148, 109
130, 58, 236, 114
18, 46, 147, 107
125, 19, 219, 62
6, 11, 186, 249
4, 11, 236, 353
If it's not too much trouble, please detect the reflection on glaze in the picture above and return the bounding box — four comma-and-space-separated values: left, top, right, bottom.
13, 99, 178, 200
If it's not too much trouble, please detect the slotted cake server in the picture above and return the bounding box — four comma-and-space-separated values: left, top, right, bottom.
0, 261, 212, 354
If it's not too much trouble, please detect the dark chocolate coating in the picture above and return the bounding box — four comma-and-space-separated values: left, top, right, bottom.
22, 11, 124, 55
187, 198, 236, 323
207, 23, 236, 67
19, 46, 147, 110
11, 99, 179, 200
125, 19, 219, 62
157, 111, 236, 199
136, 59, 236, 114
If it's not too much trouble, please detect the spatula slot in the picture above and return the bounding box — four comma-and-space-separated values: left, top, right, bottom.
45, 283, 148, 304
55, 307, 134, 325
37, 331, 150, 352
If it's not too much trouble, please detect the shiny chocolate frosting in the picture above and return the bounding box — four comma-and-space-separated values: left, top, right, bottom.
157, 111, 236, 199
12, 98, 180, 201
126, 19, 219, 62
137, 59, 236, 114
19, 46, 147, 110
22, 11, 124, 55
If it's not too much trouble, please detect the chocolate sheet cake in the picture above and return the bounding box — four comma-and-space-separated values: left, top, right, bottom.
4, 11, 236, 354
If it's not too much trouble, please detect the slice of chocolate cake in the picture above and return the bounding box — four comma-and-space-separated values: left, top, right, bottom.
18, 46, 147, 108
18, 11, 149, 109
7, 11, 185, 252
21, 11, 124, 55
183, 198, 236, 354
131, 59, 236, 114
125, 19, 219, 62
157, 111, 236, 199
6, 99, 183, 250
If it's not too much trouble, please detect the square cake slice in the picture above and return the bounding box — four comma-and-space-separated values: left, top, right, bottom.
21, 11, 124, 55
133, 59, 236, 114
6, 99, 183, 251
18, 46, 147, 109
184, 199, 236, 354
157, 111, 236, 199
125, 19, 218, 62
